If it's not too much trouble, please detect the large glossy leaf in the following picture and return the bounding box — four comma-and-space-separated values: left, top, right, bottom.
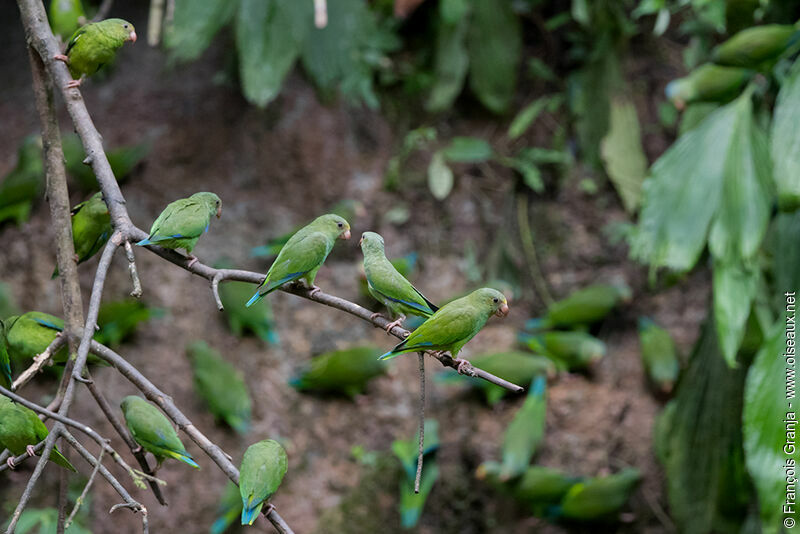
769, 212, 800, 314
467, 0, 521, 114
235, 0, 311, 108
744, 318, 800, 534
600, 96, 648, 214
631, 98, 739, 271
164, 0, 236, 62
771, 58, 800, 210
713, 259, 759, 367
426, 3, 470, 112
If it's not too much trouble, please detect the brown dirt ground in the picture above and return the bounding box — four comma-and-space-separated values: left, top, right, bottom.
0, 2, 710, 533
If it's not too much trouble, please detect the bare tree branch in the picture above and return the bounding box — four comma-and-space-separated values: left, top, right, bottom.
64, 448, 103, 529
124, 240, 143, 298
415, 353, 425, 494
11, 334, 66, 391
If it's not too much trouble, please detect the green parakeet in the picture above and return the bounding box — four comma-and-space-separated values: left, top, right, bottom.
52, 192, 111, 278
95, 298, 163, 348
391, 420, 440, 529
379, 288, 509, 362
665, 64, 753, 109
0, 282, 19, 319
48, 0, 86, 41
638, 318, 680, 393
476, 462, 580, 514
391, 419, 439, 481
520, 331, 606, 370
187, 341, 251, 434
556, 468, 641, 520
289, 346, 386, 398
54, 18, 137, 88
360, 232, 438, 332
120, 395, 199, 469
0, 135, 44, 226
136, 192, 222, 263
2, 312, 68, 365
218, 275, 278, 344
499, 376, 547, 480
211, 482, 243, 534
526, 282, 631, 330
0, 395, 76, 471
711, 24, 800, 69
246, 214, 351, 306
0, 329, 12, 389
436, 351, 556, 405
239, 439, 288, 525
399, 463, 439, 528
62, 132, 150, 191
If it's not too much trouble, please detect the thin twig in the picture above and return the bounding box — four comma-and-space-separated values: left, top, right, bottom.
11, 334, 66, 391
415, 352, 425, 494
212, 273, 224, 311
65, 448, 104, 529
516, 194, 553, 305
57, 446, 68, 534
124, 241, 143, 298
0, 441, 46, 473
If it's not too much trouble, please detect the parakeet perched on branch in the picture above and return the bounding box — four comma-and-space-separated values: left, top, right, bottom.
120, 395, 199, 470
239, 440, 288, 525
136, 192, 222, 267
0, 395, 76, 471
52, 192, 111, 278
54, 18, 137, 88
380, 288, 509, 369
246, 214, 351, 306
48, 0, 85, 41
711, 24, 800, 69
2, 312, 68, 365
0, 135, 44, 226
665, 64, 753, 109
187, 341, 251, 434
360, 232, 438, 333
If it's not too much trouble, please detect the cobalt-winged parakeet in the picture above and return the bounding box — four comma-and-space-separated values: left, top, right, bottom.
665, 64, 753, 109
360, 231, 438, 333
711, 24, 800, 69
217, 270, 278, 344
0, 395, 76, 471
136, 192, 222, 266
526, 281, 631, 331
239, 439, 288, 525
120, 395, 199, 470
638, 317, 680, 393
211, 482, 244, 534
0, 135, 44, 226
52, 192, 111, 278
187, 341, 252, 435
246, 214, 351, 306
95, 298, 163, 348
48, 0, 86, 41
499, 376, 547, 480
289, 346, 386, 398
476, 462, 581, 515
62, 132, 150, 191
379, 288, 509, 368
556, 468, 641, 520
54, 18, 137, 88
2, 312, 68, 365
520, 331, 606, 371
0, 332, 11, 389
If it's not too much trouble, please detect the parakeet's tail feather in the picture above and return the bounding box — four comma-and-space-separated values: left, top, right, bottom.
246, 291, 263, 308
210, 516, 231, 534
229, 417, 250, 435
164, 449, 200, 468
379, 350, 400, 361
524, 318, 548, 331
136, 237, 153, 246
241, 500, 264, 526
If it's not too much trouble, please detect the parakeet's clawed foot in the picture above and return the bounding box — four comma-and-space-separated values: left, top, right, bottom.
453, 358, 473, 375
26, 445, 36, 457
308, 285, 321, 298
6, 457, 16, 469
66, 79, 82, 89
73, 253, 80, 263
132, 445, 143, 454
369, 312, 386, 321
53, 54, 69, 63
263, 503, 276, 516
384, 317, 405, 334
186, 255, 199, 268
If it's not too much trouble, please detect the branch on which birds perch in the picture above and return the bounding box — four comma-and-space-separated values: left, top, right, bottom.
11, 334, 67, 391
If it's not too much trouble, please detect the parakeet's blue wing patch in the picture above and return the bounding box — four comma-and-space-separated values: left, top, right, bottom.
31, 317, 64, 332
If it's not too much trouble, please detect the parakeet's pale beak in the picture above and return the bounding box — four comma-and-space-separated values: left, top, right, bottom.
496, 302, 509, 317
359, 236, 364, 246
129, 31, 137, 43
341, 229, 351, 240
216, 206, 222, 218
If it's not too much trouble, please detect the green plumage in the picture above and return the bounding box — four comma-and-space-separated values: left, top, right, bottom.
380, 288, 509, 360
52, 192, 111, 277
360, 232, 437, 325
95, 298, 163, 348
0, 330, 12, 389
520, 331, 606, 370
239, 440, 288, 525
0, 135, 44, 226
48, 0, 85, 40
120, 395, 199, 469
400, 463, 439, 528
391, 419, 440, 481
499, 376, 546, 480
557, 468, 641, 520
711, 24, 799, 69
477, 462, 581, 514
62, 132, 150, 191
392, 420, 440, 529
527, 282, 631, 330
218, 276, 278, 344
247, 214, 351, 306
0, 395, 76, 471
137, 192, 222, 254
211, 482, 243, 534
638, 318, 680, 393
187, 341, 251, 435
62, 18, 136, 80
665, 64, 753, 108
290, 346, 387, 398
2, 312, 68, 365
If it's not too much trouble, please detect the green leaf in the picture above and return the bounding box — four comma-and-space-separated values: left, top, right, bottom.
442, 137, 492, 163
428, 151, 454, 200
164, 0, 236, 62
467, 0, 522, 114
600, 96, 648, 213
679, 102, 720, 136
744, 318, 800, 534
571, 0, 590, 26
631, 98, 740, 271
713, 259, 759, 367
505, 156, 543, 192
527, 58, 557, 82
521, 147, 570, 165
426, 6, 470, 112
508, 96, 561, 140
771, 58, 800, 210
235, 0, 311, 108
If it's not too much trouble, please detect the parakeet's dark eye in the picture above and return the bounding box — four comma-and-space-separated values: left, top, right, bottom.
492, 297, 499, 303
123, 24, 129, 29
337, 222, 343, 228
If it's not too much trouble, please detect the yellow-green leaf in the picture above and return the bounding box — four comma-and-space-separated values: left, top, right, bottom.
600, 96, 648, 213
